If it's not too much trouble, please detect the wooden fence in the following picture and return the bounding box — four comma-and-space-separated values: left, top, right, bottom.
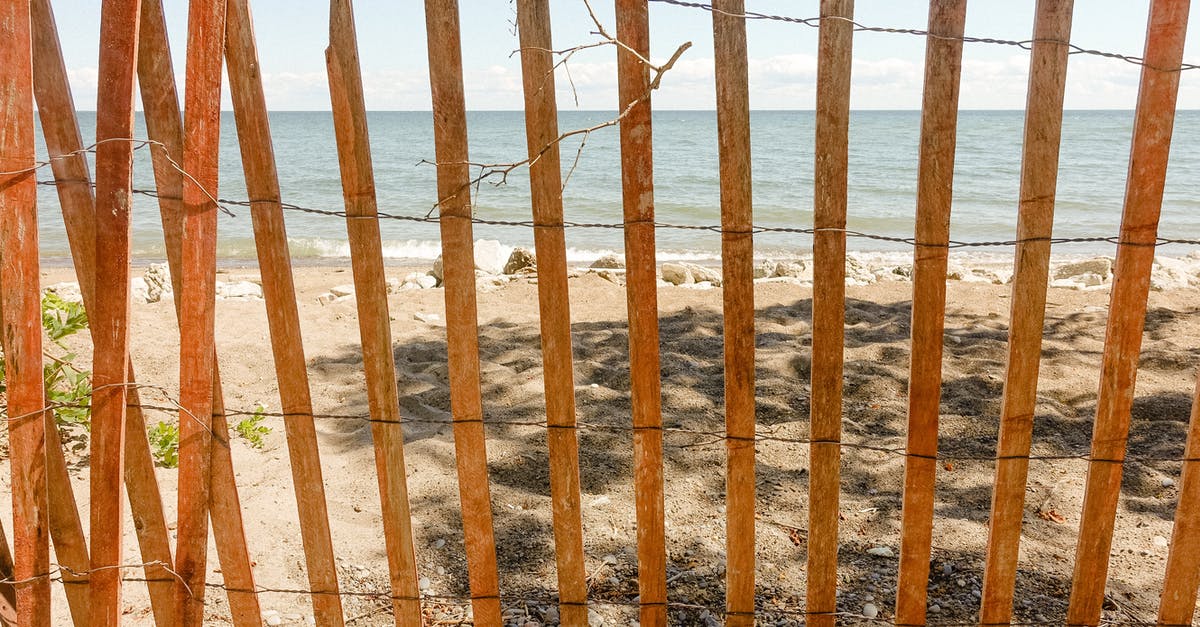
0, 0, 1197, 625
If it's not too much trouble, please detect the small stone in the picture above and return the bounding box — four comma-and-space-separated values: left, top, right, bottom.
414, 312, 441, 324
542, 606, 559, 623
266, 617, 282, 626
590, 253, 625, 269
1153, 535, 1169, 548
957, 578, 966, 587
862, 603, 879, 619
602, 554, 618, 565
928, 604, 941, 613
417, 274, 438, 289
434, 538, 446, 549
431, 255, 444, 281
661, 263, 694, 285
866, 547, 895, 558
503, 247, 537, 274
418, 576, 432, 591
330, 284, 355, 297
1163, 477, 1177, 488
942, 562, 953, 576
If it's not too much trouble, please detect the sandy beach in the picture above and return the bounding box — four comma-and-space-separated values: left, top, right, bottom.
3, 251, 1199, 625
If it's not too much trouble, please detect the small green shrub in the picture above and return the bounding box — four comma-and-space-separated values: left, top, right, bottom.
232, 405, 270, 449
0, 293, 92, 431
147, 421, 179, 468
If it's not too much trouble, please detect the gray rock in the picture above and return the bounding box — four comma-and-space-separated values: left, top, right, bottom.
1153, 535, 1169, 548
862, 603, 879, 619
143, 262, 173, 303
330, 284, 355, 297
590, 253, 625, 269
417, 274, 438, 289
754, 261, 778, 279
504, 247, 537, 274
217, 281, 263, 300
661, 262, 694, 285
866, 546, 895, 558
1163, 477, 1177, 488
431, 255, 444, 281
772, 260, 809, 279
418, 576, 432, 591
46, 282, 83, 303
1055, 257, 1113, 281
130, 277, 151, 303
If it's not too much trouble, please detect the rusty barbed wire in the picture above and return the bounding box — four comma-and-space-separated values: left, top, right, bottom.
646, 0, 1200, 74
5, 391, 1197, 470
0, 565, 1164, 626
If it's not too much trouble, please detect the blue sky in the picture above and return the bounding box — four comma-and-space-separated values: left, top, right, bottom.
51, 1, 1199, 110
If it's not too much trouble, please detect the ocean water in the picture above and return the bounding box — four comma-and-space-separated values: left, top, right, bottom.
32, 110, 1200, 264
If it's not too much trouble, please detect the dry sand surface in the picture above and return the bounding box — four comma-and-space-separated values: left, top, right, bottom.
3, 261, 1199, 626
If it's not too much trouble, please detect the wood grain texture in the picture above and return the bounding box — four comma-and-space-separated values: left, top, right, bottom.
90, 0, 142, 622
174, 0, 228, 622
514, 1, 589, 624
711, 2, 756, 624
0, 1, 51, 622
225, 0, 344, 623
28, 0, 96, 621
421, 2, 504, 625
894, 1, 967, 624
325, 1, 423, 623
1159, 370, 1200, 625
0, 521, 17, 623
808, 1, 853, 625
978, 2, 1073, 624
136, 2, 262, 622
1066, 1, 1190, 624
614, 2, 667, 625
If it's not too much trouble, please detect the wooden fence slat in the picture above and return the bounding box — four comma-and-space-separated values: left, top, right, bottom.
614, 2, 668, 625
1066, 1, 1191, 624
808, 1, 853, 625
174, 0, 228, 622
0, 0, 52, 620
978, 1, 1074, 624
1159, 371, 1200, 625
711, 2, 756, 625
28, 0, 98, 621
90, 0, 142, 622
324, 2, 424, 624
894, 1, 968, 624
135, 2, 263, 622
224, 0, 345, 623
421, 2, 504, 624
0, 521, 17, 622
31, 1, 179, 621
514, 1, 589, 624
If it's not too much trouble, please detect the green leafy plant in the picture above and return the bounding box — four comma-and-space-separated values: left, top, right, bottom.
232, 405, 270, 449
0, 293, 92, 430
147, 421, 179, 468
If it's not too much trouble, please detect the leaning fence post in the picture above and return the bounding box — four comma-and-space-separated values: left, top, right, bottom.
421, 1, 505, 624
979, 1, 1074, 624
808, 1, 853, 625
614, 1, 668, 625
0, 0, 52, 621
90, 0, 142, 622
325, 1, 425, 624
514, 1, 591, 624
895, 1, 968, 624
225, 0, 346, 623
29, 0, 99, 621
174, 0, 228, 622
711, 2, 756, 625
1066, 1, 1191, 624
1158, 371, 1200, 625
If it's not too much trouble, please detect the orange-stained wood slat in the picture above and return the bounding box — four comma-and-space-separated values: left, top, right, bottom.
894, 1, 968, 624
225, 0, 345, 623
979, 1, 1074, 624
28, 0, 97, 621
90, 0, 141, 622
1159, 370, 1200, 625
421, 2, 504, 625
808, 1, 853, 625
325, 1, 424, 624
514, 1, 590, 624
1067, 1, 1191, 624
174, 0, 229, 622
0, 522, 17, 623
0, 0, 52, 621
614, 2, 668, 626
711, 2, 756, 625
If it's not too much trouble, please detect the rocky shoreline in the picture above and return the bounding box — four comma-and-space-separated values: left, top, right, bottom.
45, 240, 1200, 306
